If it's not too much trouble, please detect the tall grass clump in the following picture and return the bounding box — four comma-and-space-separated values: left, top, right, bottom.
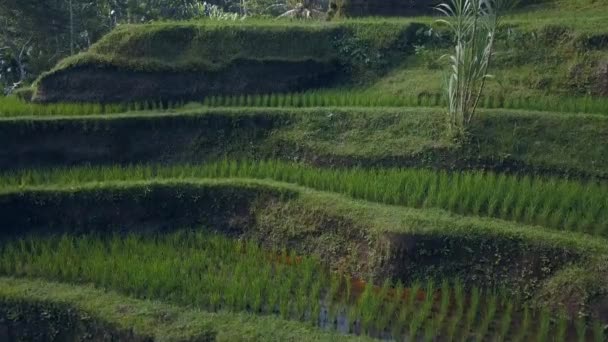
436, 0, 513, 138
3, 160, 606, 236
0, 231, 600, 340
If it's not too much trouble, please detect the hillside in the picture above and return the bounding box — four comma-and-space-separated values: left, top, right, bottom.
1, 0, 607, 340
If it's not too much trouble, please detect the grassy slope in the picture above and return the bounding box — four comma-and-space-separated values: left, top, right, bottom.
1, 108, 606, 178
3, 0, 606, 334
35, 19, 420, 86
2, 178, 605, 255
2, 178, 606, 313
2, 160, 606, 236
0, 277, 369, 342
505, 0, 608, 32
32, 0, 608, 102
344, 0, 608, 100
4, 232, 605, 341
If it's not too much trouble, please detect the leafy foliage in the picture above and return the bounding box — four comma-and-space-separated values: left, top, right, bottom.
0, 232, 603, 340
3, 160, 606, 235
436, 0, 510, 138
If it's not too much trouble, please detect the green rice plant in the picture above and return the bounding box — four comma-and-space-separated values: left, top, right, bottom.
384, 280, 404, 335
555, 311, 568, 342
0, 96, 164, 117
513, 306, 531, 342
476, 293, 497, 340
392, 301, 408, 339
593, 319, 605, 342
408, 280, 435, 341
46, 88, 597, 116
496, 300, 513, 342
0, 160, 608, 240
347, 304, 360, 333
358, 280, 377, 333
423, 316, 439, 342
310, 280, 323, 325
536, 309, 551, 342
376, 279, 393, 332
461, 286, 480, 339
446, 280, 465, 342
576, 316, 588, 342
2, 233, 572, 340
295, 285, 309, 321
279, 287, 291, 320
436, 279, 451, 329
0, 231, 336, 325
328, 274, 342, 304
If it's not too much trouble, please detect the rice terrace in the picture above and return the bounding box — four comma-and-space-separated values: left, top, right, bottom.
1, 0, 608, 341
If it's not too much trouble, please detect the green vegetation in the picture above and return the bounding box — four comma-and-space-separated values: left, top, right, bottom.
34, 19, 423, 101
436, 0, 505, 137
0, 231, 604, 341
4, 88, 608, 117
2, 178, 607, 290
0, 277, 368, 342
3, 160, 606, 236
0, 96, 184, 117
1, 108, 606, 180
0, 88, 608, 117
29, 6, 608, 105
504, 0, 608, 32
198, 91, 608, 115
2, 0, 607, 339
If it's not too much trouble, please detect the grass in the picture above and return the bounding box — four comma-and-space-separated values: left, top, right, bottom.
196, 90, 608, 116
2, 160, 606, 236
31, 2, 608, 105
0, 277, 370, 342
35, 19, 419, 90
504, 0, 608, 33
2, 176, 608, 284
0, 232, 331, 321
1, 106, 606, 180
4, 89, 608, 117
0, 96, 184, 117
2, 1, 606, 339
0, 231, 603, 341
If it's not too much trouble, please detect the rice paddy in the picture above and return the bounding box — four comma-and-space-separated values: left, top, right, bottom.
2, 90, 607, 118
2, 1, 608, 339
197, 90, 608, 116
0, 96, 182, 117
0, 230, 604, 341
3, 160, 606, 236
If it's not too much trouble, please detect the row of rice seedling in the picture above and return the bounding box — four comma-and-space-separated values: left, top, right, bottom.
2, 91, 606, 117
0, 96, 183, 117
197, 89, 608, 115
0, 231, 604, 341
4, 160, 606, 236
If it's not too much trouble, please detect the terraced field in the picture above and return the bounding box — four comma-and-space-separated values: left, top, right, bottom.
1, 0, 608, 341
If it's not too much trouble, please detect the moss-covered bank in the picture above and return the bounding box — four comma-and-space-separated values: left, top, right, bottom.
0, 277, 367, 342
34, 21, 424, 103
1, 108, 606, 179
1, 179, 606, 302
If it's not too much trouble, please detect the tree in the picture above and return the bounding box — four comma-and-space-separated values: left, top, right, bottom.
0, 0, 114, 92
0, 15, 33, 94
